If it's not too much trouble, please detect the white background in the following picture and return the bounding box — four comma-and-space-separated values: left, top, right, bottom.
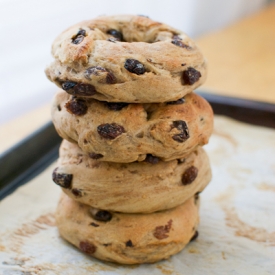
0, 0, 269, 125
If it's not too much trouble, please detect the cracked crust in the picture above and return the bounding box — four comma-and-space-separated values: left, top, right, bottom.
55, 193, 200, 264
53, 140, 211, 213
45, 14, 207, 103
52, 90, 213, 163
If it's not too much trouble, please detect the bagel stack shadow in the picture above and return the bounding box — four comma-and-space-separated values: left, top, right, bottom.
45, 15, 214, 265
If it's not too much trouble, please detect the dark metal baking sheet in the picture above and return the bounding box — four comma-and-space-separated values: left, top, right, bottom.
0, 92, 274, 200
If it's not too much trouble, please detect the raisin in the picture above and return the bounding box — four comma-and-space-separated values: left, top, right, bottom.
154, 220, 173, 240
124, 59, 145, 75
94, 210, 112, 222
106, 72, 117, 84
145, 154, 159, 164
77, 29, 86, 36
88, 152, 104, 160
79, 241, 96, 254
172, 120, 189, 142
190, 230, 199, 242
62, 81, 77, 90
97, 123, 125, 139
85, 66, 107, 77
182, 166, 198, 185
171, 36, 192, 49
105, 102, 128, 111
125, 240, 133, 247
72, 83, 97, 96
52, 168, 72, 189
183, 67, 201, 85
65, 98, 87, 116
71, 188, 82, 197
72, 35, 85, 44
72, 29, 86, 44
167, 98, 185, 105
90, 222, 99, 227
107, 29, 123, 41
84, 66, 116, 84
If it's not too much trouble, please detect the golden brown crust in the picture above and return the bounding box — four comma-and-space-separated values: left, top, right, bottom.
55, 193, 200, 264
53, 140, 211, 213
45, 15, 207, 103
51, 91, 213, 163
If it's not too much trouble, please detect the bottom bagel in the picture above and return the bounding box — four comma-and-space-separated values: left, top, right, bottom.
55, 193, 200, 264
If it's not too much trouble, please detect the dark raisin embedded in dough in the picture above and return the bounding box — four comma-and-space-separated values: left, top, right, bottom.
79, 241, 96, 254
94, 210, 112, 222
106, 72, 117, 84
77, 29, 86, 36
183, 67, 201, 85
167, 98, 185, 105
71, 188, 83, 197
126, 240, 133, 247
72, 35, 85, 44
72, 29, 86, 44
153, 220, 173, 240
84, 66, 117, 84
97, 123, 125, 139
182, 166, 198, 185
72, 83, 97, 96
65, 98, 87, 116
84, 66, 107, 77
124, 59, 145, 75
52, 168, 72, 189
190, 230, 199, 242
88, 152, 104, 160
62, 81, 77, 91
171, 36, 192, 49
105, 102, 129, 111
90, 222, 99, 227
172, 120, 189, 142
107, 29, 123, 41
145, 154, 159, 164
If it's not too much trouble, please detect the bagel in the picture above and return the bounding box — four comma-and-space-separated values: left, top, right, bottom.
45, 15, 207, 103
52, 140, 211, 213
52, 90, 213, 163
55, 193, 200, 264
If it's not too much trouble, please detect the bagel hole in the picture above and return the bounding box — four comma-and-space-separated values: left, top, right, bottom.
57, 104, 61, 111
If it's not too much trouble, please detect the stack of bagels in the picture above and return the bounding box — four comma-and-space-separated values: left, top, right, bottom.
45, 15, 214, 264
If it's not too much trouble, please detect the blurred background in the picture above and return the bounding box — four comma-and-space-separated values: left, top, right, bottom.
0, 0, 273, 125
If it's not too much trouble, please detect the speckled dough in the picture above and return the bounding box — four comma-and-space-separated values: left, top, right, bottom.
52, 91, 213, 163
55, 193, 200, 264
45, 15, 207, 103
53, 140, 211, 213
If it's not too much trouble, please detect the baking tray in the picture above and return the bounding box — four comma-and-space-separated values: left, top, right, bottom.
0, 92, 274, 200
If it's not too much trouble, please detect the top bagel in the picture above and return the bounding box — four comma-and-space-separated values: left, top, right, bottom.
45, 15, 207, 103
